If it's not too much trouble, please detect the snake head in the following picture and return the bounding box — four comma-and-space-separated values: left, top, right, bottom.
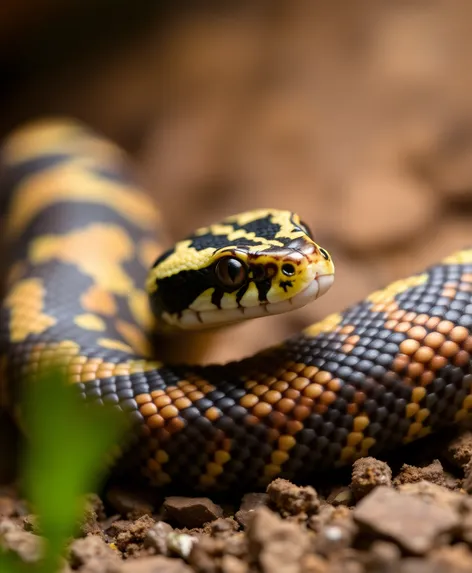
147, 209, 334, 329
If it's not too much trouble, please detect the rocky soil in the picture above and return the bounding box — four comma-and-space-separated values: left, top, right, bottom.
5, 430, 472, 572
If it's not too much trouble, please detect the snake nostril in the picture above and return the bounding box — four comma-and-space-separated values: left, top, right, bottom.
319, 248, 330, 261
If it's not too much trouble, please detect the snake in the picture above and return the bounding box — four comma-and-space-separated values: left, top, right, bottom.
1, 118, 472, 491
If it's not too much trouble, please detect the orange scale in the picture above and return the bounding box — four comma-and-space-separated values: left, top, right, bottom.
454, 350, 470, 367
299, 396, 315, 407
134, 394, 151, 406
174, 397, 192, 410
354, 391, 367, 404
205, 407, 221, 421
270, 411, 288, 428
178, 382, 197, 393
160, 405, 179, 419
147, 414, 165, 429
302, 383, 323, 399
284, 388, 300, 400
302, 366, 318, 379
272, 381, 289, 393
291, 377, 310, 391
423, 332, 445, 349
419, 371, 434, 386
292, 363, 306, 373
437, 320, 455, 335
393, 354, 410, 372
407, 363, 424, 378
252, 384, 269, 397
320, 390, 337, 405
282, 371, 297, 383
263, 390, 282, 404
168, 389, 185, 400
150, 389, 165, 398
267, 428, 280, 442
407, 326, 427, 341
293, 405, 311, 421
154, 395, 172, 408
464, 337, 472, 353
276, 398, 295, 414
395, 322, 412, 333
347, 403, 359, 415
429, 355, 448, 370
327, 378, 342, 392
240, 394, 259, 409
140, 402, 158, 417
187, 390, 204, 401
403, 312, 418, 322
252, 402, 272, 418
425, 316, 441, 329
413, 346, 435, 363
82, 362, 99, 373
439, 341, 459, 358
167, 417, 186, 433
450, 326, 469, 343
391, 310, 407, 320
80, 372, 98, 383
286, 420, 303, 435
413, 314, 429, 325
314, 371, 332, 384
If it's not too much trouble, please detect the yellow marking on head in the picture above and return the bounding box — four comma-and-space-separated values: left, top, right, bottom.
74, 313, 106, 331
5, 160, 160, 239
98, 338, 134, 353
367, 274, 428, 305
220, 209, 306, 242
115, 319, 152, 357
149, 209, 313, 284
5, 278, 56, 342
30, 224, 134, 294
128, 289, 154, 331
81, 285, 117, 316
304, 312, 343, 337
442, 249, 472, 265
147, 241, 215, 285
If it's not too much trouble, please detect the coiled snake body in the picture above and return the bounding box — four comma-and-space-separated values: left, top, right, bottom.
1, 119, 472, 490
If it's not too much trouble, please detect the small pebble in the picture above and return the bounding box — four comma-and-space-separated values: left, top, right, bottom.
235, 493, 268, 529
144, 521, 174, 556
351, 457, 392, 500
354, 486, 459, 555
266, 478, 320, 517
164, 497, 223, 529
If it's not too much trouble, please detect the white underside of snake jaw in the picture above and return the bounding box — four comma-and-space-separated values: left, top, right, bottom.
162, 273, 335, 330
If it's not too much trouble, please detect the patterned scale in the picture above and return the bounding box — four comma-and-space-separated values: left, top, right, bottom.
1, 119, 472, 491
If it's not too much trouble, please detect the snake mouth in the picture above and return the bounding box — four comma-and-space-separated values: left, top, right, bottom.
163, 273, 335, 330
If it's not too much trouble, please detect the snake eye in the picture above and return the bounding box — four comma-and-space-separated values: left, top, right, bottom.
215, 257, 247, 289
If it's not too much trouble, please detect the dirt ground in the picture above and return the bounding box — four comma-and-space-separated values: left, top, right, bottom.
2, 1, 472, 571
4, 430, 472, 572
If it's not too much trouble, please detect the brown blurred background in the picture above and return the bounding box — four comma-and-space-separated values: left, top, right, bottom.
1, 0, 472, 364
